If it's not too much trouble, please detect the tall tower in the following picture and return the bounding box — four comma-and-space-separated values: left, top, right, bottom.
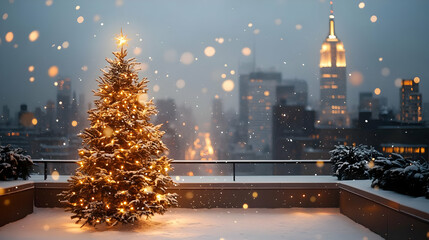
56, 78, 72, 135
400, 78, 422, 123
319, 2, 347, 127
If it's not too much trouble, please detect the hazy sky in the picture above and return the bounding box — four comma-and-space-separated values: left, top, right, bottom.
1, 0, 428, 127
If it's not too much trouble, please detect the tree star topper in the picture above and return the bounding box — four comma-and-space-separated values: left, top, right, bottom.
115, 29, 128, 48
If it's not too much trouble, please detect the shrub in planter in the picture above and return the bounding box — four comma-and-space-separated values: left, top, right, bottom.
369, 153, 429, 197
0, 145, 33, 180
330, 145, 383, 180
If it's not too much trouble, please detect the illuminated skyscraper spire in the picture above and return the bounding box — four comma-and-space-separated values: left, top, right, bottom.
328, 1, 336, 38
319, 1, 348, 127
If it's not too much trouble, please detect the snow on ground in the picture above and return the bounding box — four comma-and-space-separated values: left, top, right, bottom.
0, 208, 382, 240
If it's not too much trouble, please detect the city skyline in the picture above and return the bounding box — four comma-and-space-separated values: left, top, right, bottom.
0, 0, 428, 127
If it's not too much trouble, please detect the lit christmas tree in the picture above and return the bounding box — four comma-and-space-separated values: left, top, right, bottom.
61, 31, 177, 227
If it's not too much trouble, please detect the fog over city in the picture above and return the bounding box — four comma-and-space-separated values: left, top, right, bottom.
1, 0, 428, 127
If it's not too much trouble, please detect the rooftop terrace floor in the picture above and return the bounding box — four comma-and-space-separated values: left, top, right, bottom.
0, 207, 382, 240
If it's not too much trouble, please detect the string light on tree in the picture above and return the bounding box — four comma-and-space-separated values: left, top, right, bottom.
60, 30, 177, 227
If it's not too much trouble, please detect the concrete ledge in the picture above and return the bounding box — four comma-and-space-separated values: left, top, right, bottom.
0, 182, 34, 227
338, 181, 429, 240
1, 176, 428, 240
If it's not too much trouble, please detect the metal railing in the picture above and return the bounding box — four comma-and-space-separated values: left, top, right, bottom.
32, 159, 332, 181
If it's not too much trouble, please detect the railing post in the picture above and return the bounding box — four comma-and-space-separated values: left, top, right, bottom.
44, 161, 47, 180
233, 162, 236, 181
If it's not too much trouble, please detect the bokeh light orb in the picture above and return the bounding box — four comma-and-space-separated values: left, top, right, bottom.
222, 79, 235, 92
394, 78, 402, 88
176, 79, 186, 89
77, 16, 84, 23
180, 52, 194, 65
133, 47, 142, 55
370, 15, 377, 23
204, 46, 216, 57
62, 41, 69, 48
137, 93, 148, 104
374, 88, 381, 95
414, 76, 420, 84
29, 77, 35, 82
381, 67, 390, 77
241, 47, 252, 56
349, 71, 364, 86
51, 170, 60, 181
358, 2, 365, 9
31, 118, 38, 125
28, 30, 39, 42
295, 24, 303, 30
48, 66, 59, 78
5, 32, 13, 42
153, 84, 160, 92
28, 66, 35, 72
71, 120, 78, 127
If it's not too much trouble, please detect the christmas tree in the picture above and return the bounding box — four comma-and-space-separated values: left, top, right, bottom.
60, 31, 177, 227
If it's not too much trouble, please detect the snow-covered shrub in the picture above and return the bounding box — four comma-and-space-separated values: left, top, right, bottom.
330, 145, 383, 180
0, 145, 33, 180
369, 153, 429, 197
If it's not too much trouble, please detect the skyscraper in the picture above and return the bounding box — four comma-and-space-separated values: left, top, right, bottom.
400, 78, 423, 123
56, 78, 72, 135
239, 71, 281, 157
319, 3, 347, 127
